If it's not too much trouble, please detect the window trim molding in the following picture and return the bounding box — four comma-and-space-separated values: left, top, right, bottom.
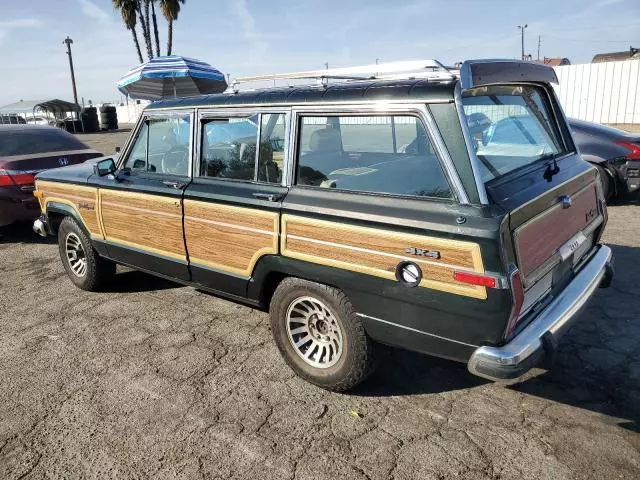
289, 104, 468, 203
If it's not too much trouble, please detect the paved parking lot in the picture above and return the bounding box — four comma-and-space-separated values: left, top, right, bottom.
1, 200, 639, 478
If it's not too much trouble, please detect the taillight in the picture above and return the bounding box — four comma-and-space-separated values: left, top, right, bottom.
0, 169, 14, 187
615, 141, 640, 160
0, 169, 35, 187
453, 270, 497, 288
504, 268, 525, 338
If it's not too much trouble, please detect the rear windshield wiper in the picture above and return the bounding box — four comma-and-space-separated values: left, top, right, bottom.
542, 155, 560, 181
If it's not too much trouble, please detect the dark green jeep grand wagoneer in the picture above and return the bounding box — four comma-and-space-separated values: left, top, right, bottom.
33, 59, 614, 391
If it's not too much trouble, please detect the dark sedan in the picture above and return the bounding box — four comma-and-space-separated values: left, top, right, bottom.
0, 125, 102, 227
568, 118, 640, 200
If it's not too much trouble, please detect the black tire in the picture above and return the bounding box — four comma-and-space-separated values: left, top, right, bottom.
269, 278, 375, 391
58, 217, 115, 291
99, 105, 116, 114
595, 165, 614, 202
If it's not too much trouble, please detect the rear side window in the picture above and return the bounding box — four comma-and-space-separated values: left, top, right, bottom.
199, 113, 285, 184
296, 115, 452, 199
0, 129, 88, 157
201, 117, 258, 180
462, 85, 566, 182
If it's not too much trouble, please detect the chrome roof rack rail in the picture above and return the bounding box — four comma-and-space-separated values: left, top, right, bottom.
230, 59, 459, 92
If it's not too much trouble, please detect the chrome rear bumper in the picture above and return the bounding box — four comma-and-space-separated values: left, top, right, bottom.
468, 245, 613, 381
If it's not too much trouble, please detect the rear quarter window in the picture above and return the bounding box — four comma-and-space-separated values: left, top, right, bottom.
296, 114, 452, 199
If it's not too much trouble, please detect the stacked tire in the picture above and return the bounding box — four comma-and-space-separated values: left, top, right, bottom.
80, 107, 99, 133
99, 105, 118, 131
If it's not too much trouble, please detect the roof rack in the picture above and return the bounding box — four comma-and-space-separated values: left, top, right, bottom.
230, 59, 459, 92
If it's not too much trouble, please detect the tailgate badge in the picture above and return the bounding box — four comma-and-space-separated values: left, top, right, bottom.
559, 194, 572, 209
58, 157, 69, 166
406, 247, 441, 259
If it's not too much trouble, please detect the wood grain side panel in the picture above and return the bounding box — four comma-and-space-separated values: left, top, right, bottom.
36, 181, 101, 236
99, 190, 186, 259
183, 200, 278, 276
282, 215, 486, 299
184, 200, 276, 232
287, 222, 476, 270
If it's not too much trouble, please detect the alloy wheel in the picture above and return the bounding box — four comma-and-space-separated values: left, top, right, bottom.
286, 296, 344, 369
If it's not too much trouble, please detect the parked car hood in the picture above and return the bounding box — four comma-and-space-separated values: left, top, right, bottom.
36, 154, 119, 184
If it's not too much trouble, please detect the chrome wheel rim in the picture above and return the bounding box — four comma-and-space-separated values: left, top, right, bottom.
286, 296, 344, 369
65, 232, 87, 277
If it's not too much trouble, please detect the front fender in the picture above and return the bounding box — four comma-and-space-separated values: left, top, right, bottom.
46, 201, 91, 236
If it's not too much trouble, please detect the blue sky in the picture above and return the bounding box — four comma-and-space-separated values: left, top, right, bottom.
0, 0, 638, 106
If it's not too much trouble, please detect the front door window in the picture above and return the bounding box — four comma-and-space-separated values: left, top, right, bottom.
123, 115, 191, 176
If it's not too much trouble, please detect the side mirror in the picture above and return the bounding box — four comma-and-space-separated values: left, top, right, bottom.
115, 146, 121, 153
94, 158, 117, 177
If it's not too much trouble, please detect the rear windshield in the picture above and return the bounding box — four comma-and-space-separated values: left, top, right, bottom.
0, 129, 88, 157
462, 85, 567, 182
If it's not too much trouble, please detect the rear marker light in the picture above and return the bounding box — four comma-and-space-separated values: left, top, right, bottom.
615, 141, 640, 160
453, 271, 497, 289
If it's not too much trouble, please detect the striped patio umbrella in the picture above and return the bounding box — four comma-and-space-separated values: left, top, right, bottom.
116, 56, 227, 100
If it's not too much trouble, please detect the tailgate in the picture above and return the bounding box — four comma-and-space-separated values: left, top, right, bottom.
488, 157, 605, 317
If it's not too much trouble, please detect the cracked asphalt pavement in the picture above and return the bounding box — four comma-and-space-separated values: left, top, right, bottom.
1, 199, 639, 478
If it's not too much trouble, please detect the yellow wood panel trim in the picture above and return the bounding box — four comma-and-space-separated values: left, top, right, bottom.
281, 214, 486, 300
36, 180, 97, 196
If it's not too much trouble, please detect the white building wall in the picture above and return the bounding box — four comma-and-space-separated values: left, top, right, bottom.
553, 60, 640, 124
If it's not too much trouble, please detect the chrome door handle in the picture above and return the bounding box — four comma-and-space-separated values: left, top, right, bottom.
163, 180, 185, 189
252, 192, 284, 202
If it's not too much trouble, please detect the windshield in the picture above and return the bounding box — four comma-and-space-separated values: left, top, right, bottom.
462, 85, 566, 182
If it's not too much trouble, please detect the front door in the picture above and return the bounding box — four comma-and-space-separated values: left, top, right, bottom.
181, 109, 290, 297
96, 111, 194, 281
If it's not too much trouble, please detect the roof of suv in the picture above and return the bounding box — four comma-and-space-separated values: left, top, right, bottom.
146, 78, 457, 111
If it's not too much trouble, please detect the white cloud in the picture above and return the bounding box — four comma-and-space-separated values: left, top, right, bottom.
0, 17, 43, 48
77, 0, 112, 24
0, 18, 43, 28
229, 0, 257, 39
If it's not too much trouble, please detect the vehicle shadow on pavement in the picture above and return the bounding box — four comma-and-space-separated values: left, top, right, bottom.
356, 243, 640, 434
353, 345, 487, 397
510, 243, 640, 434
103, 268, 180, 293
0, 223, 55, 245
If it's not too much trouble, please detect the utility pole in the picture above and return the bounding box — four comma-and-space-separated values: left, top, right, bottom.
537, 35, 541, 61
517, 24, 528, 60
63, 36, 78, 105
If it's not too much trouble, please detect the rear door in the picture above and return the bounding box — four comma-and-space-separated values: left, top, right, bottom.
95, 111, 193, 280
181, 108, 289, 297
460, 84, 605, 327
279, 105, 505, 355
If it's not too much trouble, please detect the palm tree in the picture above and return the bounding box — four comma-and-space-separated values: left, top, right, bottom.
160, 0, 185, 56
136, 0, 153, 60
150, 0, 161, 57
113, 0, 144, 63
